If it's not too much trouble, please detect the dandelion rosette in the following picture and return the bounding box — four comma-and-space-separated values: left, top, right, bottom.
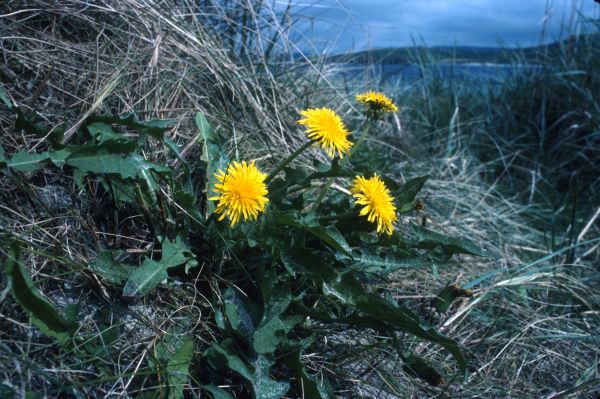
298, 107, 353, 158
209, 160, 269, 226
351, 174, 398, 235
356, 91, 398, 113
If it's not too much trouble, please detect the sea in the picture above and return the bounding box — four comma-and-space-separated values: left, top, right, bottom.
325, 62, 543, 89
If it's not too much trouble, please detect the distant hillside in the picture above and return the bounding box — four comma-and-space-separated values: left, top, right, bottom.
326, 33, 600, 64
327, 46, 510, 64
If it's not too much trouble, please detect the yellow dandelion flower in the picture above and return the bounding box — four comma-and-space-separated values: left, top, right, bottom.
356, 91, 398, 113
298, 108, 353, 159
208, 160, 269, 226
350, 174, 397, 235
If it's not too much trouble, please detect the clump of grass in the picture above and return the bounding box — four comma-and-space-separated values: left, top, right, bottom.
0, 0, 314, 166
393, 29, 600, 212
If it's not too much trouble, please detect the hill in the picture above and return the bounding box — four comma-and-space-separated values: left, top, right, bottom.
326, 33, 600, 64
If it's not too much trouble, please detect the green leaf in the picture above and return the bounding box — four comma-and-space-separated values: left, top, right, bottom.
6, 151, 49, 172
163, 137, 196, 214
289, 253, 468, 373
321, 272, 364, 306
304, 225, 353, 258
88, 250, 135, 285
305, 158, 354, 180
352, 252, 431, 275
0, 145, 6, 168
283, 248, 339, 282
88, 113, 175, 141
285, 351, 335, 399
87, 122, 130, 144
48, 148, 72, 168
202, 385, 235, 399
252, 278, 303, 354
122, 236, 194, 297
283, 167, 308, 184
290, 265, 467, 373
100, 178, 137, 203
72, 169, 87, 188
211, 343, 290, 399
166, 336, 194, 399
4, 242, 76, 342
463, 270, 501, 290
222, 288, 258, 342
66, 150, 136, 178
396, 175, 429, 213
64, 142, 170, 180
196, 112, 217, 143
412, 224, 490, 257
197, 112, 229, 215
253, 316, 303, 354
0, 85, 11, 109
353, 293, 467, 372
149, 335, 195, 399
396, 175, 429, 203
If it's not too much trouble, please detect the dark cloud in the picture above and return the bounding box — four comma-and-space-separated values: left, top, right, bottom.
280, 0, 599, 52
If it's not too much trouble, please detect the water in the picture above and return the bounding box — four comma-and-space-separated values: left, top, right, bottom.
327, 62, 542, 87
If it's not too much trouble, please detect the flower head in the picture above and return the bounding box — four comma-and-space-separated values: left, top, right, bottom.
298, 108, 353, 159
208, 160, 269, 226
356, 91, 398, 114
350, 174, 397, 235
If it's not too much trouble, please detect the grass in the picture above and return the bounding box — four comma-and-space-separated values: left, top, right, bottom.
1, 1, 599, 398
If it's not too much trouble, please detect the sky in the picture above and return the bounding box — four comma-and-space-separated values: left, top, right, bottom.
278, 0, 600, 52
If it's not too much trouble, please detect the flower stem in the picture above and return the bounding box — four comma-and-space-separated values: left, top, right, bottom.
318, 210, 356, 223
349, 120, 373, 157
265, 140, 313, 184
311, 122, 372, 211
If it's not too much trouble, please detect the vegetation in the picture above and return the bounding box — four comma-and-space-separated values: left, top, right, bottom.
1, 1, 599, 398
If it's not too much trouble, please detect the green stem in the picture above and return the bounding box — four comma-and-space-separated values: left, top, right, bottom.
311, 122, 372, 211
310, 178, 335, 212
318, 210, 356, 223
135, 183, 157, 240
265, 140, 313, 184
350, 120, 373, 157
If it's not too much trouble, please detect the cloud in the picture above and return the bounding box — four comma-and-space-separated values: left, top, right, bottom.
281, 0, 599, 52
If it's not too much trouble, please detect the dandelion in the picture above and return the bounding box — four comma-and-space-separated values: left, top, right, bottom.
356, 91, 398, 113
298, 108, 353, 159
209, 161, 269, 226
351, 174, 397, 235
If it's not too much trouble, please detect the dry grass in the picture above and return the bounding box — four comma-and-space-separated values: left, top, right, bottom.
309, 134, 600, 397
0, 0, 325, 166
1, 1, 599, 398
